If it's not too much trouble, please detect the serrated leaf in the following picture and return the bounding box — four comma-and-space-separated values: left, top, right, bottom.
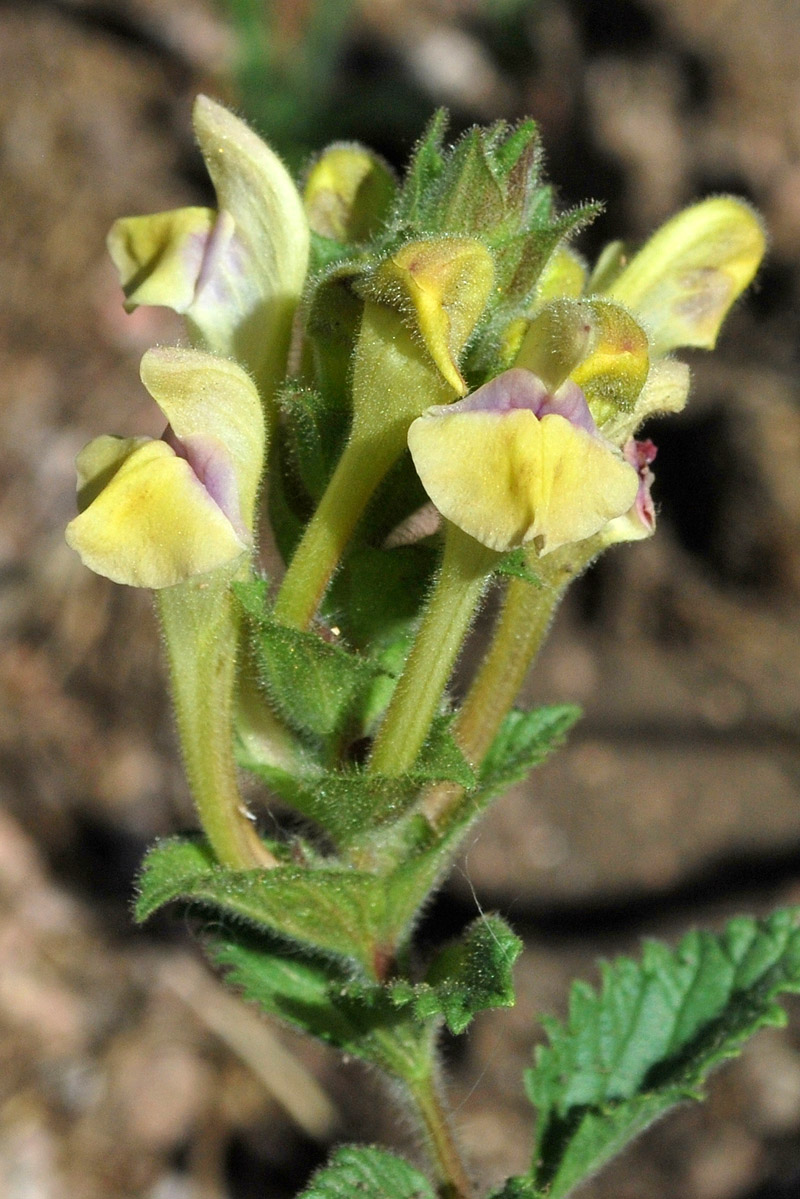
477, 706, 581, 801
212, 917, 520, 1071
239, 761, 418, 842
392, 915, 522, 1035
209, 928, 420, 1066
135, 837, 395, 974
525, 907, 800, 1198
299, 1145, 435, 1199
235, 579, 380, 739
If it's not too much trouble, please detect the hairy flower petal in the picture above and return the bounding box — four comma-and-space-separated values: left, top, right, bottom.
108, 97, 309, 397
408, 371, 639, 554
606, 196, 766, 356
66, 438, 247, 588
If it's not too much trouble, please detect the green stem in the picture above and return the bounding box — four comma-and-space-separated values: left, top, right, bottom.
407, 1072, 474, 1199
422, 540, 600, 828
368, 1024, 472, 1199
158, 572, 277, 869
369, 524, 496, 778
273, 300, 455, 630
271, 423, 401, 629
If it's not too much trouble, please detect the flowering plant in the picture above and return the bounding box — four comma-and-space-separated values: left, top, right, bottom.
67, 97, 800, 1199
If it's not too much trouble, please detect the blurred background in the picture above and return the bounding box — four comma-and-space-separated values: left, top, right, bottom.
2, 1, 800, 1196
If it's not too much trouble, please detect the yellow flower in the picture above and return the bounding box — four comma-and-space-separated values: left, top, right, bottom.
66, 348, 264, 588
107, 96, 309, 400
408, 368, 639, 554
420, 195, 766, 555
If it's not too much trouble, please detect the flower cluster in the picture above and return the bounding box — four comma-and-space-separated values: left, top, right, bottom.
68, 98, 764, 593
65, 96, 765, 870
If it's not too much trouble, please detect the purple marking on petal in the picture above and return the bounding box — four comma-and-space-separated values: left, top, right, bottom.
536, 379, 597, 434
430, 367, 598, 434
161, 426, 246, 536
624, 437, 657, 532
178, 232, 209, 296
443, 368, 550, 416
193, 209, 241, 304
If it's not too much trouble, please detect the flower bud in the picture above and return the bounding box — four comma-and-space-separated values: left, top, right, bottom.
362, 237, 494, 394
515, 298, 649, 429
304, 143, 395, 242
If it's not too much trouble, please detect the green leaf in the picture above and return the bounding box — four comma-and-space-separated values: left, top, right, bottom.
135, 837, 395, 974
436, 125, 506, 234
477, 706, 581, 801
238, 762, 418, 843
235, 579, 380, 739
395, 108, 448, 228
418, 716, 476, 790
299, 1145, 435, 1199
210, 917, 519, 1074
303, 267, 366, 412
487, 1181, 536, 1199
387, 915, 522, 1035
525, 907, 800, 1198
331, 542, 438, 651
242, 721, 472, 845
276, 381, 349, 502
209, 928, 410, 1060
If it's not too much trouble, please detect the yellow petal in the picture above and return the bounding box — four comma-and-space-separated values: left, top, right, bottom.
75, 434, 150, 510
534, 245, 588, 308
66, 439, 246, 588
568, 300, 650, 425
304, 143, 395, 242
191, 96, 310, 395
633, 357, 690, 420
107, 207, 216, 314
602, 357, 691, 445
408, 409, 639, 554
586, 239, 628, 293
107, 99, 309, 400
606, 197, 766, 356
365, 238, 494, 394
140, 347, 265, 530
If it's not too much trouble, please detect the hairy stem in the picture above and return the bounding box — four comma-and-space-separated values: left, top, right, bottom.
422, 539, 600, 828
273, 300, 455, 630
159, 573, 277, 869
368, 524, 496, 777
271, 425, 401, 629
408, 1073, 474, 1199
